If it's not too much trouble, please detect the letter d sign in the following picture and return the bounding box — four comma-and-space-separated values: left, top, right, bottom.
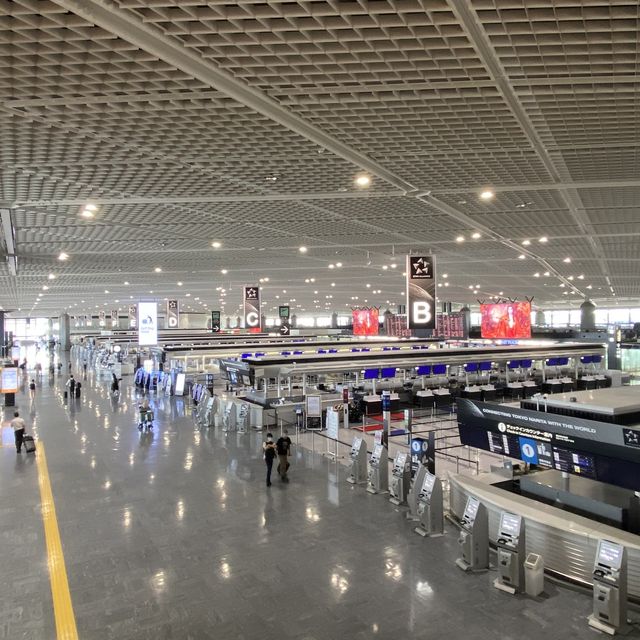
413, 301, 431, 324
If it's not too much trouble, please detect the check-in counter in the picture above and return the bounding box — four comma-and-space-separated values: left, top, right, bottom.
505, 382, 523, 399
415, 389, 434, 409
461, 386, 482, 401
480, 384, 497, 401
522, 380, 539, 398
542, 379, 563, 395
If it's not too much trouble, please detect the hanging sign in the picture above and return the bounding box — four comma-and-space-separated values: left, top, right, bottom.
111, 309, 118, 328
406, 255, 436, 330
138, 302, 158, 346
166, 299, 179, 329
244, 285, 261, 330
279, 305, 290, 336
211, 311, 221, 333
128, 305, 137, 328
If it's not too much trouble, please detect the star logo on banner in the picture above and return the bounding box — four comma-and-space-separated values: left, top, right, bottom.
411, 257, 431, 278
246, 287, 258, 299
168, 300, 177, 309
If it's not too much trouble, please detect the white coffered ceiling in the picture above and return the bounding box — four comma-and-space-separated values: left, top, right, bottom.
1, 0, 638, 318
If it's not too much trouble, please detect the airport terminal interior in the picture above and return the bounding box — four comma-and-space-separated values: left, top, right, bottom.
2, 1, 640, 639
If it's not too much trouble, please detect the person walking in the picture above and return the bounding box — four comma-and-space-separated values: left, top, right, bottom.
276, 429, 292, 482
11, 411, 26, 453
29, 378, 36, 401
263, 434, 277, 487
66, 374, 76, 399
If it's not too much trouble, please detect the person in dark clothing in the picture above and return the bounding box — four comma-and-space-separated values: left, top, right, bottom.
263, 434, 277, 487
66, 374, 76, 399
276, 429, 292, 482
111, 373, 119, 396
11, 412, 26, 453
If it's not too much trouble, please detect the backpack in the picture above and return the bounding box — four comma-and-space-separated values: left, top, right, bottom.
264, 445, 276, 462
276, 437, 290, 455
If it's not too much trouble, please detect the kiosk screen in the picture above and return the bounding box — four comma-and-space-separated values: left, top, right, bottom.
422, 472, 435, 496
500, 513, 521, 537
464, 496, 480, 521
598, 540, 623, 569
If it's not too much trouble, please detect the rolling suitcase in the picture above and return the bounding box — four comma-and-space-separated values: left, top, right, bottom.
23, 435, 36, 454
75, 382, 82, 398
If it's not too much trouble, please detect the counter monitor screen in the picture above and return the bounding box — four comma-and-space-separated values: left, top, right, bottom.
597, 540, 624, 569
464, 496, 480, 521
499, 512, 521, 537
416, 365, 431, 376
422, 472, 435, 496
352, 437, 362, 453
381, 367, 396, 378
363, 368, 379, 380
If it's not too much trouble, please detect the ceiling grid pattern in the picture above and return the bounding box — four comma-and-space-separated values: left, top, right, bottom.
0, 0, 637, 315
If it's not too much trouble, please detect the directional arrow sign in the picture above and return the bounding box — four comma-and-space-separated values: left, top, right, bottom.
279, 323, 290, 336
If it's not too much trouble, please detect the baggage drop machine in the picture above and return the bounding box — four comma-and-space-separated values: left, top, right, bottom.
389, 451, 410, 506
366, 443, 388, 494
223, 401, 237, 432
406, 464, 428, 521
414, 472, 444, 537
455, 495, 489, 572
588, 539, 630, 635
494, 512, 525, 594
347, 437, 368, 484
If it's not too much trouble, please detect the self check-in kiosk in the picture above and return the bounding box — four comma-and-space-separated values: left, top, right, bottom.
494, 512, 525, 594
389, 451, 410, 506
588, 539, 629, 635
406, 464, 428, 522
223, 401, 237, 432
347, 437, 368, 485
367, 443, 388, 494
414, 471, 444, 537
455, 495, 489, 572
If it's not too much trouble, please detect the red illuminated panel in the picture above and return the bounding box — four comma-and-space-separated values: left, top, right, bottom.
352, 308, 380, 336
480, 302, 531, 339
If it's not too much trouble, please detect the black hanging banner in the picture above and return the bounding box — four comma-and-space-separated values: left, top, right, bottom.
166, 299, 179, 329
211, 311, 221, 333
406, 255, 436, 330
244, 286, 261, 330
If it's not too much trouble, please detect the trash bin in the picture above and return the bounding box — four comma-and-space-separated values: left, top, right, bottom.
524, 553, 544, 597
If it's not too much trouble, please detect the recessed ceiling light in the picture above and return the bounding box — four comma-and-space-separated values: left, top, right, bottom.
354, 173, 371, 188
336, 262, 343, 268
58, 252, 69, 261
444, 282, 449, 287
533, 272, 540, 277
568, 276, 574, 281
81, 209, 95, 219
177, 281, 182, 286
522, 239, 531, 246
471, 232, 481, 239
543, 271, 550, 277
42, 285, 49, 291
382, 265, 388, 270
518, 254, 526, 260
221, 269, 228, 274
154, 267, 162, 272
299, 246, 308, 253
104, 289, 109, 293
563, 257, 571, 263
328, 264, 335, 269
578, 274, 584, 280
480, 189, 495, 201
586, 285, 593, 289
211, 241, 222, 248
48, 273, 55, 280
539, 236, 548, 243
456, 236, 465, 243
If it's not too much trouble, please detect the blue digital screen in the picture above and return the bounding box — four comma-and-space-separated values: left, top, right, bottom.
381, 367, 396, 378
363, 368, 379, 380
479, 362, 492, 371
432, 364, 446, 375
416, 365, 431, 375
507, 360, 521, 369
464, 362, 479, 372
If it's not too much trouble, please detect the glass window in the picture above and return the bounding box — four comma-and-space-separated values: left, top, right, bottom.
630, 309, 640, 323
595, 309, 609, 325
550, 310, 570, 327
569, 310, 581, 326
297, 316, 315, 328
609, 308, 631, 325
316, 316, 332, 328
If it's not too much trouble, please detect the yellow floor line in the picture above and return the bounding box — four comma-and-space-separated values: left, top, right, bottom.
35, 442, 79, 640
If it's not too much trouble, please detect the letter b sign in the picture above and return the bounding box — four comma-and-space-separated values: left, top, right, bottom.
413, 301, 431, 325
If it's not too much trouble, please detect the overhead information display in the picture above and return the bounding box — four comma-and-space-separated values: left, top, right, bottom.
457, 398, 640, 491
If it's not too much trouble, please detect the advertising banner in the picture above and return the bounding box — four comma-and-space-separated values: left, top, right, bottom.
352, 308, 379, 336
111, 309, 118, 328
128, 305, 137, 329
406, 255, 436, 330
480, 302, 531, 339
166, 299, 179, 329
279, 305, 290, 336
1, 367, 18, 393
457, 398, 640, 491
98, 310, 106, 326
138, 302, 158, 346
211, 311, 221, 333
243, 285, 261, 330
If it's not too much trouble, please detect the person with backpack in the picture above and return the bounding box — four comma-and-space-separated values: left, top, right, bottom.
66, 374, 76, 399
263, 434, 277, 487
276, 429, 292, 482
11, 411, 26, 453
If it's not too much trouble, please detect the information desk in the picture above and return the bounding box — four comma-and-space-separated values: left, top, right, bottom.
449, 473, 640, 600
520, 386, 640, 425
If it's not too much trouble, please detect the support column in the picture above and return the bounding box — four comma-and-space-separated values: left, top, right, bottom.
59, 313, 71, 351
580, 299, 596, 332
460, 305, 471, 339
0, 310, 4, 358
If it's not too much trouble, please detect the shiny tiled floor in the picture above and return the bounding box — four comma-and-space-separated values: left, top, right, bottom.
0, 366, 624, 639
